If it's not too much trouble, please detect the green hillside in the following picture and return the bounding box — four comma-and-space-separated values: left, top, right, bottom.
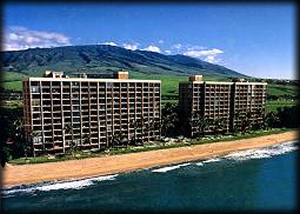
1, 71, 26, 91
1, 45, 297, 111
3, 45, 246, 77
1, 44, 247, 92
267, 83, 297, 97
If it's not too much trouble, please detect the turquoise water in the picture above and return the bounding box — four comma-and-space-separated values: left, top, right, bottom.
2, 141, 298, 213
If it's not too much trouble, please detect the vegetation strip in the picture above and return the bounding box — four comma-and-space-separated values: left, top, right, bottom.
8, 128, 294, 165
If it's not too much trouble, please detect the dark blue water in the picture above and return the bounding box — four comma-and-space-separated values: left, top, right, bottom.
2, 141, 298, 213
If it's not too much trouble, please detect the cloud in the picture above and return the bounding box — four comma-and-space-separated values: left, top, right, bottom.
158, 40, 164, 44
187, 45, 206, 51
204, 55, 218, 63
183, 48, 223, 57
172, 43, 182, 49
4, 26, 71, 51
99, 41, 118, 46
183, 48, 224, 63
142, 45, 161, 53
164, 50, 172, 54
123, 43, 138, 51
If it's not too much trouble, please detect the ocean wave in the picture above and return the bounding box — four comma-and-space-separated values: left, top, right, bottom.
193, 141, 298, 165
2, 141, 297, 197
36, 174, 118, 191
202, 158, 221, 163
2, 174, 118, 197
152, 163, 191, 173
1, 186, 36, 196
224, 141, 298, 161
195, 162, 204, 166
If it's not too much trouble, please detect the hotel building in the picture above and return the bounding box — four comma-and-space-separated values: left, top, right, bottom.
23, 71, 161, 156
179, 75, 267, 137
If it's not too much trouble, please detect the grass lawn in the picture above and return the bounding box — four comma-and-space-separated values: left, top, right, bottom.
1, 71, 298, 101
1, 71, 27, 91
267, 83, 298, 97
1, 72, 297, 114
266, 99, 297, 113
2, 100, 23, 109
1, 81, 23, 91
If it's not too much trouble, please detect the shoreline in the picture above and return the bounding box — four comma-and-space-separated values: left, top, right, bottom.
2, 130, 298, 189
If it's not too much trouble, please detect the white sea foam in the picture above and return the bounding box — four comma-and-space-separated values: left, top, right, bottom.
36, 174, 118, 192
202, 158, 221, 163
36, 180, 93, 191
2, 174, 118, 197
1, 186, 36, 196
152, 163, 191, 173
2, 141, 297, 197
193, 141, 298, 165
224, 141, 298, 161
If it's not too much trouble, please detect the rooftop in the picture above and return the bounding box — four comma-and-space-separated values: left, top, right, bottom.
24, 70, 161, 83
182, 75, 267, 85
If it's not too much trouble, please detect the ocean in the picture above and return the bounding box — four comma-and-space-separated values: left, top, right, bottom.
2, 141, 298, 213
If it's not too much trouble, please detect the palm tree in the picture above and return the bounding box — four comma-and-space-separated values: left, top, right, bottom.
190, 111, 212, 138
264, 111, 280, 129
82, 133, 91, 145
161, 103, 179, 137
132, 119, 144, 146
13, 119, 31, 158
204, 118, 215, 134
140, 119, 149, 146
31, 130, 41, 144
148, 119, 160, 140
69, 139, 80, 157
112, 132, 123, 148
212, 118, 227, 134
239, 110, 254, 133
64, 123, 73, 135
129, 119, 137, 145
251, 108, 265, 130
191, 117, 205, 138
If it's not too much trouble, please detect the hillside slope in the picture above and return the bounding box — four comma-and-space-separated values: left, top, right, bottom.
3, 45, 247, 78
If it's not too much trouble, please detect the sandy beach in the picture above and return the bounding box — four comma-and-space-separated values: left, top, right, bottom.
2, 130, 298, 188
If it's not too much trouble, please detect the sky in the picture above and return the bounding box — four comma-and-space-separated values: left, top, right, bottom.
3, 3, 296, 79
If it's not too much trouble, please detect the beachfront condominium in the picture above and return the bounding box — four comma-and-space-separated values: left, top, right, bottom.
179, 75, 267, 137
23, 70, 161, 156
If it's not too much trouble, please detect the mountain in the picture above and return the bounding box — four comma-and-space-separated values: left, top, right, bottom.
2, 45, 247, 78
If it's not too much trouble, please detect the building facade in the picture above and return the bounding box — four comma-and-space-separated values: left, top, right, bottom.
179, 75, 267, 137
23, 71, 161, 156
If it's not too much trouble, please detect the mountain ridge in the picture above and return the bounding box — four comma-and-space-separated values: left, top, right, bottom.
2, 44, 248, 78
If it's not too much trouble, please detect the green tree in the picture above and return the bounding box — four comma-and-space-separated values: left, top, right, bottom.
212, 118, 228, 134
239, 111, 253, 133
161, 103, 180, 137
112, 132, 126, 148
131, 119, 145, 146
276, 106, 299, 128
82, 133, 91, 146
190, 111, 216, 138
14, 119, 31, 158
251, 108, 265, 130
64, 123, 73, 135
69, 139, 80, 157
0, 106, 24, 166
190, 114, 206, 138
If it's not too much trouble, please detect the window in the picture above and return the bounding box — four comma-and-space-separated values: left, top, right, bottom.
107, 82, 113, 89
30, 86, 40, 93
